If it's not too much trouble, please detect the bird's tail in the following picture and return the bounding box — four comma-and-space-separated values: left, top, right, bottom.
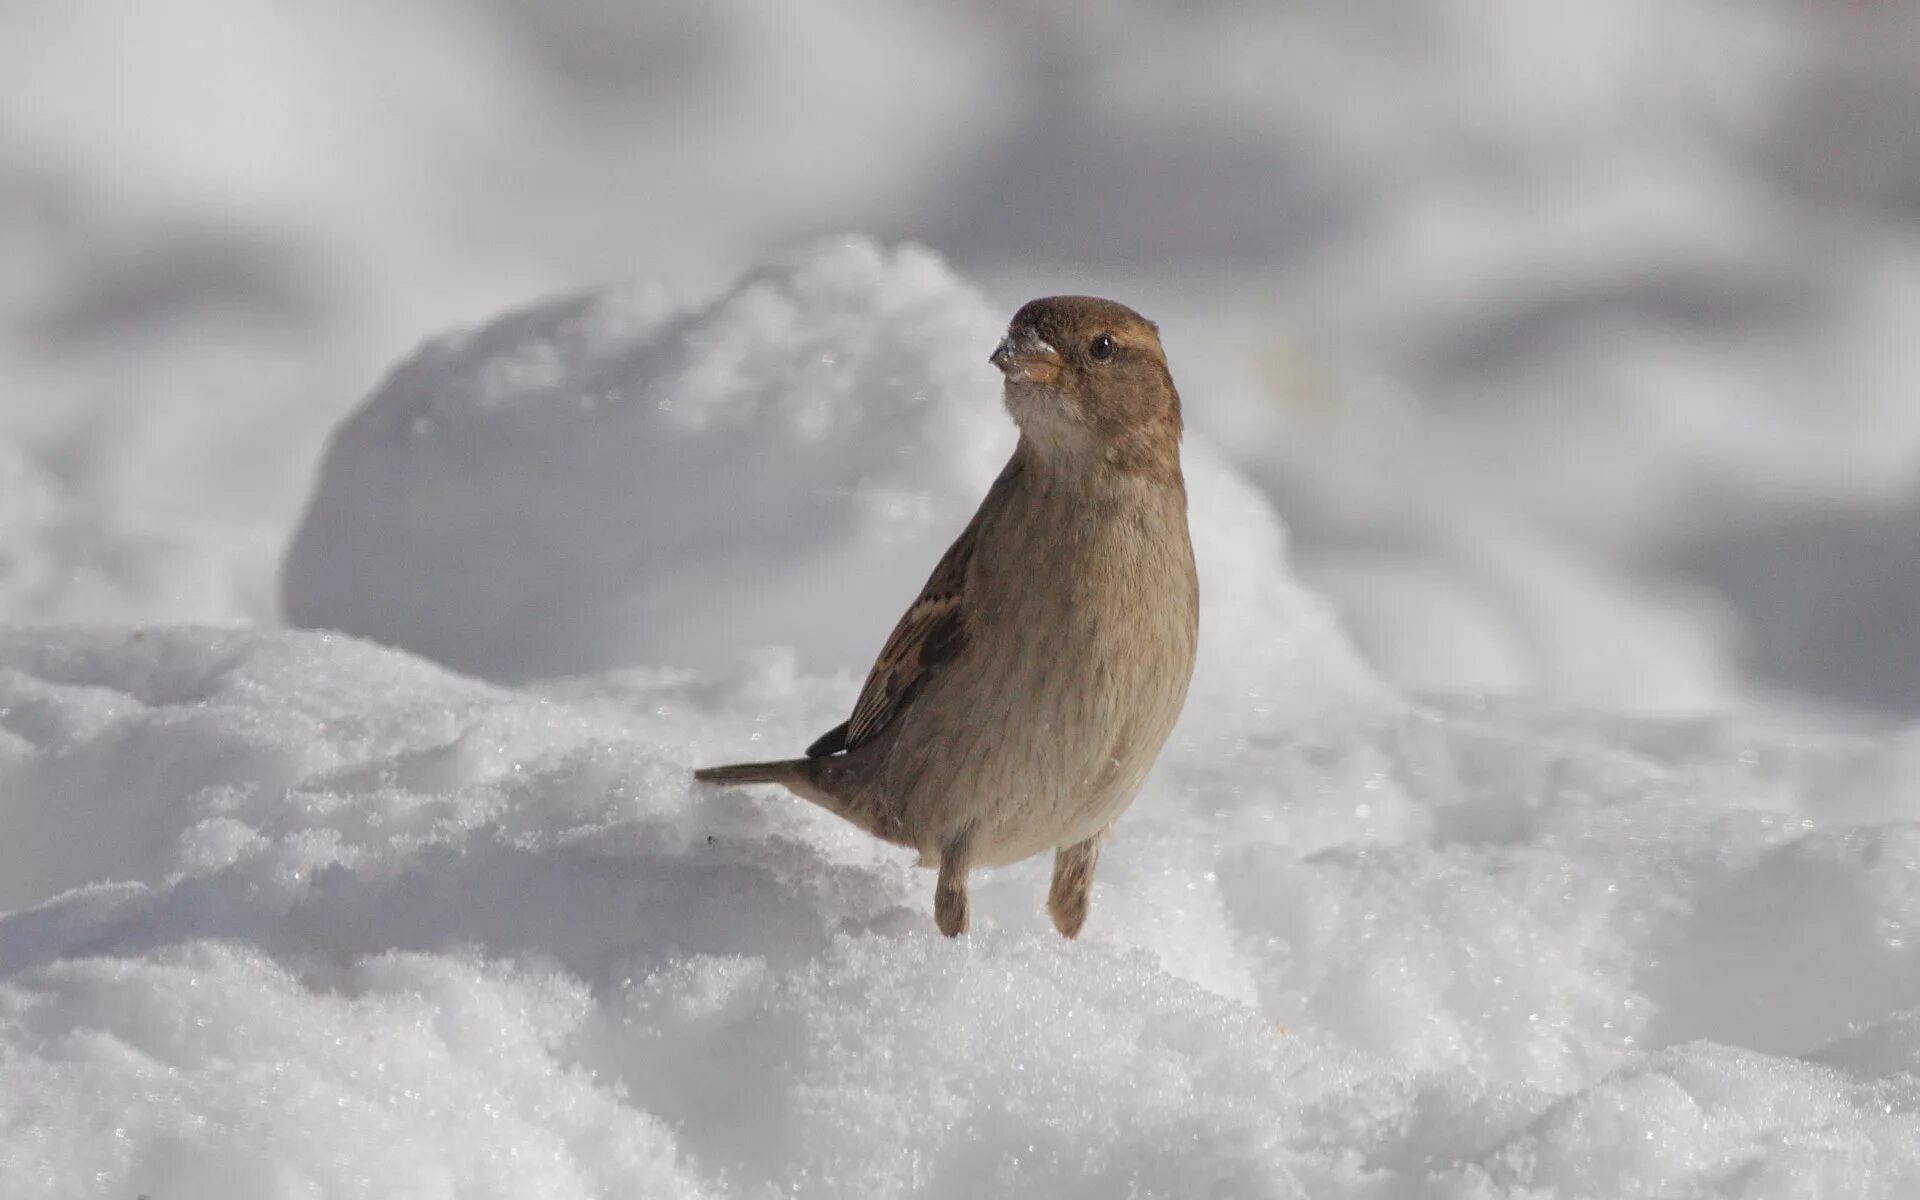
693, 755, 911, 853
693, 758, 812, 787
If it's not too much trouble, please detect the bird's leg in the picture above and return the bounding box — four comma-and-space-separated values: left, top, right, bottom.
1048, 835, 1102, 938
934, 825, 975, 938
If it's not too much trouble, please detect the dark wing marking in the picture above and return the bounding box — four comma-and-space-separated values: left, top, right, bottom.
841, 531, 975, 751
805, 721, 849, 758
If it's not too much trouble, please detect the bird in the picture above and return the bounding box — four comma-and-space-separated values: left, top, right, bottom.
694, 296, 1199, 939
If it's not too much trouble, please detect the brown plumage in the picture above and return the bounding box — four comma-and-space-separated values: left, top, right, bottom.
695, 296, 1199, 938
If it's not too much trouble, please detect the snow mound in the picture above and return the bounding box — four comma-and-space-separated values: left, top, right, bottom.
284, 236, 1008, 680
3, 627, 1918, 1198
282, 236, 1379, 724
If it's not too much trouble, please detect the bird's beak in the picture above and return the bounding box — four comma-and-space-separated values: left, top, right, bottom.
991, 329, 1063, 386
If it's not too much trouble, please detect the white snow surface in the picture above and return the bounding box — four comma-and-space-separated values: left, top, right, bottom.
5, 239, 1919, 1197
4, 628, 1919, 1198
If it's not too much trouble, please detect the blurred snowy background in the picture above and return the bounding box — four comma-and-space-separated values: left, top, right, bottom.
8, 2, 1920, 1197
7, 0, 1920, 716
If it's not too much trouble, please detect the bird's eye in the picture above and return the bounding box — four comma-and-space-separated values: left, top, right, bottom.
1089, 334, 1116, 362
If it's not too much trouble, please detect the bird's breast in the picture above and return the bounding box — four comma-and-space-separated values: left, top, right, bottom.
908, 476, 1197, 864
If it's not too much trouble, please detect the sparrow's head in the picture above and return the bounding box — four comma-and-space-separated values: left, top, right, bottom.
991, 295, 1183, 481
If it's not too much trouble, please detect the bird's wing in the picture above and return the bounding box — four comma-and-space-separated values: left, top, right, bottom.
820, 456, 1022, 755
839, 525, 975, 752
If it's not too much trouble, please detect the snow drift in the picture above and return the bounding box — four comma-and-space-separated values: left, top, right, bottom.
5, 238, 1918, 1198
3, 625, 1918, 1199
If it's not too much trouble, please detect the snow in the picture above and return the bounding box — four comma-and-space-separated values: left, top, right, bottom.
1, 236, 1915, 1197
0, 443, 263, 627
282, 238, 1376, 728
7, 1, 1920, 1196
3, 624, 1919, 1197
282, 240, 1018, 682
8, 0, 1920, 712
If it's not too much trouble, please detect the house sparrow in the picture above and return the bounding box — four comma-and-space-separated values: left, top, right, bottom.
695, 296, 1198, 938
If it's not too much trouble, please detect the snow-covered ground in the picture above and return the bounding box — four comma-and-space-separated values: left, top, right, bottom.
6, 620, 1919, 1197
8, 237, 1920, 1199
6, 2, 1920, 1197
